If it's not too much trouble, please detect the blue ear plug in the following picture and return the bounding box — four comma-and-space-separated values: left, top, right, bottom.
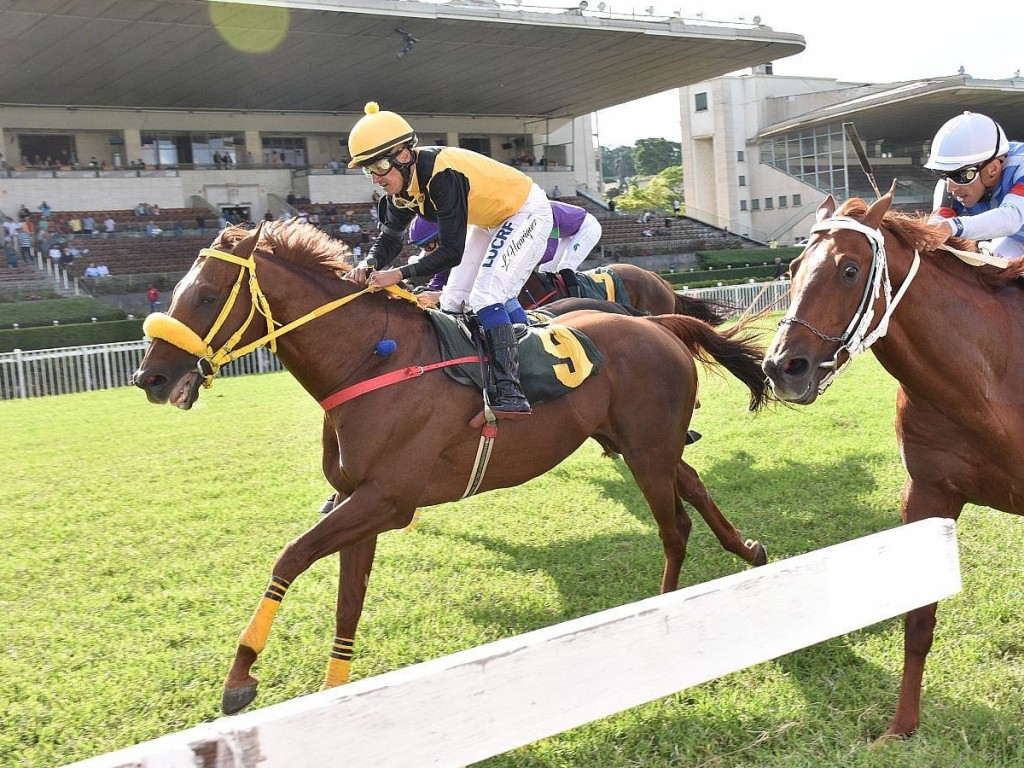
375, 339, 397, 356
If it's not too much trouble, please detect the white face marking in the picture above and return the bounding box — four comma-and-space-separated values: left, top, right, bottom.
170, 260, 204, 307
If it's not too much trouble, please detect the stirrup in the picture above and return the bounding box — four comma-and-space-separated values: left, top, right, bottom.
685, 430, 702, 445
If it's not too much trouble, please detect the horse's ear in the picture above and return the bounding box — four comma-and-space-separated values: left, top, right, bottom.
863, 180, 897, 229
816, 195, 836, 222
233, 220, 266, 258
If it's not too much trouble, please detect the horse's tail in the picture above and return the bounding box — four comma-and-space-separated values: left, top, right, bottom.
646, 314, 771, 412
672, 291, 734, 327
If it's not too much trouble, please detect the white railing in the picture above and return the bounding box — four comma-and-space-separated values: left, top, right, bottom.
65, 518, 960, 768
684, 279, 791, 317
0, 282, 789, 401
0, 340, 283, 400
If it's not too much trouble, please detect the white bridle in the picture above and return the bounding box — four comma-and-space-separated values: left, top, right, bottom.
780, 215, 921, 395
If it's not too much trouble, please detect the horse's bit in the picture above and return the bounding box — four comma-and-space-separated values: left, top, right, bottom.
779, 216, 921, 395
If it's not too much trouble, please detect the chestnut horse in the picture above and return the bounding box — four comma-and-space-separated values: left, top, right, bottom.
133, 219, 771, 715
519, 263, 731, 325
762, 187, 1024, 739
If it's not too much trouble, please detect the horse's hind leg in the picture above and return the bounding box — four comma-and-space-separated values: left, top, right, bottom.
675, 460, 767, 567
322, 536, 378, 689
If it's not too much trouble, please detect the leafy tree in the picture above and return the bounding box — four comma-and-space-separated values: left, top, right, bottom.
632, 138, 681, 175
600, 145, 634, 186
612, 165, 684, 215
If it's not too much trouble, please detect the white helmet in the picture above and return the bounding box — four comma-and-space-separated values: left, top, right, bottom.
925, 112, 1009, 171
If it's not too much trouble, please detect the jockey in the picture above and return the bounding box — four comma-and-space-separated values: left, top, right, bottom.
538, 201, 602, 297
406, 201, 602, 298
919, 112, 1024, 258
346, 102, 553, 419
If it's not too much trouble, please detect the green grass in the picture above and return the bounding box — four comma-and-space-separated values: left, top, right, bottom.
3, 331, 1024, 767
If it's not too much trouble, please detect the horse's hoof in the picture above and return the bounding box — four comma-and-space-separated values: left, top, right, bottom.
746, 539, 768, 567
222, 682, 258, 715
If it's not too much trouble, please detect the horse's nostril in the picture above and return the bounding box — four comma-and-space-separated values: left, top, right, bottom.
781, 357, 809, 378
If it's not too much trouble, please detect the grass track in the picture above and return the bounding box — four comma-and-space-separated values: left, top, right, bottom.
2, 334, 1023, 767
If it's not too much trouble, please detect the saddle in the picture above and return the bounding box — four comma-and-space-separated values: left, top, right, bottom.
425, 309, 603, 405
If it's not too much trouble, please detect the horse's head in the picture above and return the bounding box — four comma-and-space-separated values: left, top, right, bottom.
762, 185, 898, 404
133, 222, 271, 409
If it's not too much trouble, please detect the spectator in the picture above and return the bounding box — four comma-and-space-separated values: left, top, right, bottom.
82, 214, 97, 235
17, 228, 33, 263
48, 244, 63, 265
38, 201, 52, 217
551, 185, 561, 199
104, 216, 116, 236
3, 217, 20, 240
84, 263, 100, 277
96, 263, 110, 276
17, 204, 30, 220
774, 257, 786, 279
196, 213, 206, 229
147, 285, 160, 313
145, 221, 162, 237
5, 239, 17, 268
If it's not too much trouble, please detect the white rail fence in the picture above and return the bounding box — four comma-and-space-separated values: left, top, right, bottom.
67, 518, 959, 768
0, 340, 283, 400
1, 282, 791, 401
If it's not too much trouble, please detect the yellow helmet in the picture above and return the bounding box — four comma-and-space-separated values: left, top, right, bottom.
347, 102, 417, 168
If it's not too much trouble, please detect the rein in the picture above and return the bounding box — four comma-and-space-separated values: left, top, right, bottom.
780, 216, 921, 395
143, 246, 419, 387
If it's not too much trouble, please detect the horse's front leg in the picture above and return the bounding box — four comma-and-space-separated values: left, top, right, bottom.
322, 535, 378, 689
879, 478, 963, 741
221, 490, 411, 715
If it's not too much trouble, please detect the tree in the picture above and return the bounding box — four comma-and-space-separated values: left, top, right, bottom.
632, 138, 681, 176
600, 145, 634, 186
611, 165, 684, 215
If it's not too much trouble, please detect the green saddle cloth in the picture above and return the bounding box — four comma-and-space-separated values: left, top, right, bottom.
578, 267, 633, 308
426, 310, 603, 404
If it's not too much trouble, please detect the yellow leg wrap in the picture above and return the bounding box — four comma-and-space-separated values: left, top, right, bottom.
322, 637, 354, 688
237, 575, 290, 653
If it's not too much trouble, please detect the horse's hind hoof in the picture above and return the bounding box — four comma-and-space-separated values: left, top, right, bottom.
746, 539, 768, 567
222, 682, 259, 715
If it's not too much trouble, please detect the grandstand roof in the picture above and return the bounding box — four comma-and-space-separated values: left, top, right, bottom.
758, 75, 1024, 146
1, 0, 805, 119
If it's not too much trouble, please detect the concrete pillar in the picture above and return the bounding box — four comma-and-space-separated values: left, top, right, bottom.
244, 130, 261, 166
122, 129, 143, 168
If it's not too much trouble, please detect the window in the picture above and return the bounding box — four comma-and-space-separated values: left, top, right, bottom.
737, 150, 745, 162
751, 199, 760, 211
793, 193, 802, 206
695, 92, 708, 112
738, 175, 746, 187
740, 200, 748, 211
778, 196, 788, 208
765, 198, 774, 210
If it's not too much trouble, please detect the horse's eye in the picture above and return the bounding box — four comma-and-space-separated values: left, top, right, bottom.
842, 264, 858, 280
198, 295, 218, 307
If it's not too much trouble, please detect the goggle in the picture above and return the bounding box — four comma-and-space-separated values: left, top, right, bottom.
361, 153, 400, 178
938, 164, 985, 186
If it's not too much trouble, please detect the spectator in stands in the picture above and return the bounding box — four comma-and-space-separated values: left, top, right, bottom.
147, 285, 160, 313
5, 240, 16, 268
96, 264, 110, 276
48, 244, 63, 266
196, 213, 206, 229
329, 158, 340, 174
104, 216, 116, 236
69, 215, 82, 234
3, 217, 19, 240
920, 112, 1024, 258
134, 203, 147, 216
38, 201, 52, 217
551, 185, 561, 199
17, 204, 30, 220
17, 227, 33, 264
84, 263, 100, 277
146, 221, 162, 237
774, 257, 786, 279
642, 226, 654, 237
83, 214, 98, 235
345, 101, 552, 418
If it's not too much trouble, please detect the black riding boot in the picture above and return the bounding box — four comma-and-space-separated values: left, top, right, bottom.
559, 268, 582, 298
484, 323, 532, 418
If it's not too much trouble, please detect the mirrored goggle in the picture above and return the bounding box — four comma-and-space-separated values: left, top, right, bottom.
361, 154, 398, 177
939, 165, 982, 185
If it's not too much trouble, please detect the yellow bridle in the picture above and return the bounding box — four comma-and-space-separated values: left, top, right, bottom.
142, 246, 417, 388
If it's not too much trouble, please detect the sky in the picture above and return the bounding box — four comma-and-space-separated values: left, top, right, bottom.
572, 2, 1022, 146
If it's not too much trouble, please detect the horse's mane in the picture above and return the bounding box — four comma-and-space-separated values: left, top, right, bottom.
216, 219, 356, 277
836, 198, 1024, 288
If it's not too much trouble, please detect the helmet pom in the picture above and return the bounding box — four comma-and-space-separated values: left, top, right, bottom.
364, 102, 380, 115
